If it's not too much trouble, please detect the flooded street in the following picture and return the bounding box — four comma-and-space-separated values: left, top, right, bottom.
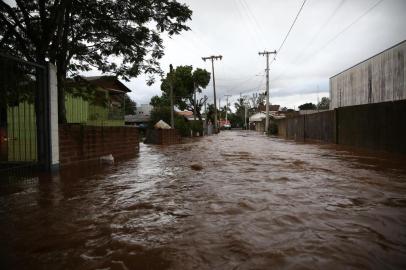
1, 130, 406, 269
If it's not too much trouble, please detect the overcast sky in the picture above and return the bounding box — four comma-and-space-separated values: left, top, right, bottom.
4, 0, 406, 109
85, 0, 405, 109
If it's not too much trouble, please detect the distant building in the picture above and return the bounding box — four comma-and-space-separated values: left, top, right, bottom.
249, 106, 284, 132
330, 40, 406, 109
125, 104, 153, 124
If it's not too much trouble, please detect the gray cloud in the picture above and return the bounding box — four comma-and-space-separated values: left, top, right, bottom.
83, 0, 405, 108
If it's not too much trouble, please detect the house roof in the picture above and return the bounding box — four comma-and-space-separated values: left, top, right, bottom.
176, 111, 193, 117
249, 112, 266, 122
83, 76, 131, 93
68, 75, 132, 93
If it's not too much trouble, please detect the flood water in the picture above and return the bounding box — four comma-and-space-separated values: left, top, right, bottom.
1, 131, 406, 269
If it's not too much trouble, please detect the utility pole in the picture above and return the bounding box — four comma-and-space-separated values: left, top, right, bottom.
193, 82, 197, 121
204, 95, 207, 116
243, 95, 249, 130
218, 97, 221, 120
258, 50, 276, 134
224, 94, 231, 123
169, 64, 175, 128
202, 55, 222, 133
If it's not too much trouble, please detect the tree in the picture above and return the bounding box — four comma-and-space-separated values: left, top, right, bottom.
317, 97, 330, 110
233, 97, 247, 126
206, 104, 216, 124
160, 65, 210, 120
124, 94, 136, 115
150, 94, 170, 108
0, 0, 192, 122
298, 102, 317, 110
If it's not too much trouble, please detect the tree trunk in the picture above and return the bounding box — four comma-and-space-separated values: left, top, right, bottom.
57, 67, 67, 123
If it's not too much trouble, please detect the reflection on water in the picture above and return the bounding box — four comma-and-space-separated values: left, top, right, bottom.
1, 131, 406, 269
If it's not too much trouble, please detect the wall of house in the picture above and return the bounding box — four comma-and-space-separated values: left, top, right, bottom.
277, 100, 406, 154
59, 124, 139, 166
330, 41, 406, 109
65, 93, 124, 126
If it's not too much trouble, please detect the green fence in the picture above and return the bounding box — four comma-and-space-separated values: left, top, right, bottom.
6, 102, 37, 162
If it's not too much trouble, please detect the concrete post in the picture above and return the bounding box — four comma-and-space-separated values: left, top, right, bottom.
48, 63, 60, 170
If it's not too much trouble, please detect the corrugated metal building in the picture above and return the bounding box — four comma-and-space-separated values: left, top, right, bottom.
330, 40, 406, 109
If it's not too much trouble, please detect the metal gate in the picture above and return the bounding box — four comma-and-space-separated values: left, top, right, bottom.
0, 54, 49, 180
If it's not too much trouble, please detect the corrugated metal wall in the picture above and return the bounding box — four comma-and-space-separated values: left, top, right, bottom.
330, 41, 406, 109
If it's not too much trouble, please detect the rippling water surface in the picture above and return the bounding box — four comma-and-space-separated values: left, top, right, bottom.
1, 131, 406, 269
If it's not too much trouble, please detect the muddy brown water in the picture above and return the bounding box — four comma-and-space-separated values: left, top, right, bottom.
1, 131, 406, 269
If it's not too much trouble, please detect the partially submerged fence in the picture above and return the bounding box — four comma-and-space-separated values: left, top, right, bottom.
276, 100, 406, 154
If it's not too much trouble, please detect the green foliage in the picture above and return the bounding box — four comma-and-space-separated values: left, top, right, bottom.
124, 94, 136, 115
1, 0, 192, 122
150, 106, 171, 127
206, 104, 216, 123
160, 65, 210, 115
298, 102, 317, 110
227, 113, 244, 128
189, 120, 203, 134
317, 97, 330, 110
150, 94, 170, 107
174, 117, 190, 137
1, 1, 192, 80
0, 59, 37, 108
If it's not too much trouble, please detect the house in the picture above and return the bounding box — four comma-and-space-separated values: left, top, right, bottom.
249, 112, 266, 132
176, 111, 195, 121
330, 40, 406, 109
125, 104, 153, 125
66, 76, 131, 126
249, 105, 282, 132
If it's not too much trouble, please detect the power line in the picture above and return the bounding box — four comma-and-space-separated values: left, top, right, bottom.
314, 0, 384, 54
275, 0, 307, 58
271, 0, 385, 83
239, 0, 267, 48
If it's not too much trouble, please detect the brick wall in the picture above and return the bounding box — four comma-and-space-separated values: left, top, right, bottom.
145, 129, 181, 145
59, 124, 139, 166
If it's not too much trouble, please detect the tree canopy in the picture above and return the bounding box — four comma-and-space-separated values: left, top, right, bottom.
298, 102, 317, 110
317, 97, 330, 110
0, 0, 192, 77
0, 0, 192, 122
160, 65, 210, 119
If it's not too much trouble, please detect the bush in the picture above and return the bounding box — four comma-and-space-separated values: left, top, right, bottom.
175, 117, 190, 137
189, 120, 203, 135
149, 106, 171, 127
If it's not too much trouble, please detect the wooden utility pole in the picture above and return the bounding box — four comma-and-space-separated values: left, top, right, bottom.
202, 55, 222, 133
169, 64, 175, 128
204, 95, 208, 116
224, 94, 231, 123
193, 82, 197, 121
218, 97, 221, 121
243, 95, 249, 130
258, 50, 276, 134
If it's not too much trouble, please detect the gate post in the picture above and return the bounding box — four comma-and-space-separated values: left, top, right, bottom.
48, 63, 60, 171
